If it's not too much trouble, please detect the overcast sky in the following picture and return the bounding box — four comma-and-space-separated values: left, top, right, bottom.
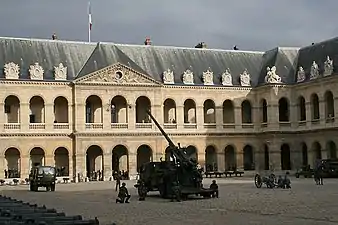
0, 0, 337, 51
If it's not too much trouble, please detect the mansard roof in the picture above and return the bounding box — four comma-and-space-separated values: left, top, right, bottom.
0, 36, 338, 86
0, 37, 96, 80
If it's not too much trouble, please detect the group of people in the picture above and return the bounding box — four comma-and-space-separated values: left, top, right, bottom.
4, 169, 20, 179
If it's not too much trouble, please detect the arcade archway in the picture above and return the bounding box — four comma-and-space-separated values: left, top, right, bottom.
86, 145, 103, 179
137, 145, 153, 172
112, 145, 129, 172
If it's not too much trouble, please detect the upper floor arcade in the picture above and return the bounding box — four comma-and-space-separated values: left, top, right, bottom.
1, 75, 338, 134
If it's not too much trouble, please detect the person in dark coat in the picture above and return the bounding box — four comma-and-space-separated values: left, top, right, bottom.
210, 180, 219, 198
116, 183, 131, 203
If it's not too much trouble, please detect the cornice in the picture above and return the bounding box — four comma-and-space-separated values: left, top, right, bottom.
0, 80, 70, 86
0, 133, 71, 137
163, 85, 252, 91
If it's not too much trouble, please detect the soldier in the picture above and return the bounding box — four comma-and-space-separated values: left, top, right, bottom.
115, 171, 121, 191
210, 180, 219, 198
283, 172, 291, 189
137, 180, 147, 201
277, 175, 284, 188
116, 183, 131, 203
171, 181, 181, 202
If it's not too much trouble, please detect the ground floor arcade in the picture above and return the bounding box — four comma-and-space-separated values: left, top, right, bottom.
1, 135, 337, 181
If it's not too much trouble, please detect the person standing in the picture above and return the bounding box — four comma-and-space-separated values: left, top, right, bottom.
115, 171, 121, 191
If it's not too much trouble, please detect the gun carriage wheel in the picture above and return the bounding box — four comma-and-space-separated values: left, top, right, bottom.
254, 174, 263, 188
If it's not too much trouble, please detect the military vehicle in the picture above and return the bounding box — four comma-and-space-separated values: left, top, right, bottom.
134, 110, 215, 199
29, 166, 56, 192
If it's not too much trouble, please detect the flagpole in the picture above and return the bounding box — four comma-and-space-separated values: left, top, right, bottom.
88, 1, 91, 42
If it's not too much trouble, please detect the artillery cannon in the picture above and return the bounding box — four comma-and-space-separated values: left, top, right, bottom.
134, 110, 214, 199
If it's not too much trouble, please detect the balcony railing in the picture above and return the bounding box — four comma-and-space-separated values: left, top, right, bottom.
297, 120, 306, 126
279, 121, 291, 127
311, 119, 320, 125
204, 123, 216, 129
54, 123, 69, 129
163, 123, 177, 129
223, 123, 235, 129
260, 123, 267, 128
135, 123, 152, 129
111, 123, 128, 129
241, 123, 254, 129
29, 123, 45, 129
4, 123, 20, 129
85, 123, 103, 129
183, 123, 197, 129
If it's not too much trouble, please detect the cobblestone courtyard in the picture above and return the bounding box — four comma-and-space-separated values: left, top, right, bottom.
1, 178, 338, 225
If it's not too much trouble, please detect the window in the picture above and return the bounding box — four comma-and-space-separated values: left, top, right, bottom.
30, 115, 35, 123
4, 105, 10, 113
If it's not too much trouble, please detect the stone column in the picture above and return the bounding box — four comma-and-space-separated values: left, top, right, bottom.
128, 153, 138, 180
217, 152, 225, 171
21, 155, 30, 179
198, 152, 205, 168
267, 141, 281, 171
103, 153, 112, 180
128, 104, 136, 130
305, 101, 311, 126
153, 104, 162, 131
234, 106, 241, 128
45, 103, 54, 130
196, 106, 203, 129
176, 106, 184, 129
268, 103, 278, 129
0, 155, 4, 179
0, 102, 4, 132
236, 150, 244, 170
102, 103, 110, 130
319, 99, 325, 125
75, 103, 85, 132
215, 106, 223, 130
75, 153, 86, 182
45, 154, 54, 166
20, 103, 30, 132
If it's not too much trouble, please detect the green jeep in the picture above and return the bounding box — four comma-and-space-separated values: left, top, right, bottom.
29, 166, 56, 192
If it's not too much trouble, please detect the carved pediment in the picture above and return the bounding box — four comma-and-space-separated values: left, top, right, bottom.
76, 64, 157, 85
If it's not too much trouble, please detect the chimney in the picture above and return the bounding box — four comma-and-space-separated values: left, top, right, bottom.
144, 37, 151, 46
195, 42, 207, 48
52, 32, 57, 40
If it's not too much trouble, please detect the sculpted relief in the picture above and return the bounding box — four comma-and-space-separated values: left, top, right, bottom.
221, 69, 232, 86
4, 62, 20, 79
163, 68, 175, 84
29, 63, 44, 80
240, 69, 251, 86
202, 68, 214, 85
182, 69, 194, 85
54, 63, 67, 81
324, 56, 333, 77
310, 61, 319, 80
82, 65, 154, 84
265, 66, 282, 84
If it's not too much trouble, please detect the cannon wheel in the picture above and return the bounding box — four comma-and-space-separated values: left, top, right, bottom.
254, 174, 263, 188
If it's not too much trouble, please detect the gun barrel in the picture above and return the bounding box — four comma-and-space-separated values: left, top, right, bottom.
146, 110, 175, 148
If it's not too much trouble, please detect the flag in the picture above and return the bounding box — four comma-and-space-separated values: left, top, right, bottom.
88, 2, 92, 31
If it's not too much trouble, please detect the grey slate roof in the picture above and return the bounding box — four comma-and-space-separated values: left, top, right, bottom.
0, 37, 96, 80
0, 36, 338, 86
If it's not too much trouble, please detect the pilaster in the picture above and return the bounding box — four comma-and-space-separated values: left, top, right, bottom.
215, 106, 223, 130
0, 102, 4, 132
75, 103, 85, 132
153, 104, 162, 130
103, 153, 112, 180
176, 106, 184, 129
75, 153, 86, 180
45, 155, 54, 166
68, 104, 73, 129
196, 106, 203, 129
20, 103, 30, 132
128, 104, 136, 130
268, 104, 278, 129
45, 103, 54, 130
128, 153, 138, 180
305, 102, 311, 126
319, 100, 325, 125
234, 106, 241, 128
236, 151, 243, 170
21, 155, 30, 179
217, 152, 225, 171
102, 102, 110, 130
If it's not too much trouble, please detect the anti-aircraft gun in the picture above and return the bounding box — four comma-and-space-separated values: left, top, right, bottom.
134, 110, 214, 199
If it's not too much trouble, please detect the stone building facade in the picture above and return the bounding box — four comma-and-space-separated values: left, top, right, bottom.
0, 36, 337, 181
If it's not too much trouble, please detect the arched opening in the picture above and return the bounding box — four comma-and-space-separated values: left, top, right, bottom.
205, 146, 217, 172
111, 95, 128, 123
281, 144, 291, 170
137, 145, 153, 172
243, 145, 254, 170
4, 148, 20, 178
184, 99, 196, 123
4, 95, 20, 123
185, 145, 198, 161
310, 94, 320, 120
312, 142, 322, 161
264, 145, 269, 170
324, 91, 335, 121
241, 100, 252, 123
30, 147, 45, 168
278, 97, 289, 122
85, 95, 103, 123
224, 145, 236, 170
86, 145, 103, 180
29, 96, 45, 123
136, 96, 151, 123
203, 99, 216, 124
163, 98, 176, 123
112, 145, 129, 174
222, 100, 234, 123
298, 96, 306, 121
301, 143, 308, 166
261, 99, 267, 123
54, 96, 69, 123
327, 141, 337, 159
54, 147, 69, 177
